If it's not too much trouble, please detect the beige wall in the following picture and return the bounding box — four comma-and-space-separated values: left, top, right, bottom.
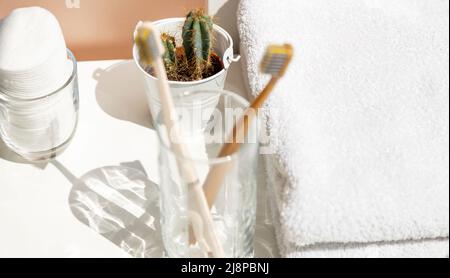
0, 0, 207, 60
209, 0, 227, 14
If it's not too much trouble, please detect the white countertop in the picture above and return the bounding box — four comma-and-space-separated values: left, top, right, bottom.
0, 59, 279, 258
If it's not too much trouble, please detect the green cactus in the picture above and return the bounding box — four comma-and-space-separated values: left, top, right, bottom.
161, 33, 177, 69
182, 9, 214, 79
148, 9, 221, 81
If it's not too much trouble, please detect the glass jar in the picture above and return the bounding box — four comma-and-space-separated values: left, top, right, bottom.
155, 90, 259, 258
0, 49, 79, 162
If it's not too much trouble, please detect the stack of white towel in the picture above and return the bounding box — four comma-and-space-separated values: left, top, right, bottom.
238, 0, 449, 257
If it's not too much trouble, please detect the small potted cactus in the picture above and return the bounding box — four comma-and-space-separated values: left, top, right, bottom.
160, 10, 224, 82
133, 9, 239, 122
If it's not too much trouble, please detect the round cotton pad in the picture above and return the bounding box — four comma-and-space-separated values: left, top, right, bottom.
0, 7, 67, 72
0, 7, 71, 99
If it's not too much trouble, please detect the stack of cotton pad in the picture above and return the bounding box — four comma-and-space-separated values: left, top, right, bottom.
0, 7, 76, 155
0, 7, 72, 98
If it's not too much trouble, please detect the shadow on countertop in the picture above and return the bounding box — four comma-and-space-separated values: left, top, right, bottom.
0, 137, 48, 169
0, 137, 27, 163
52, 160, 164, 258
93, 61, 153, 129
52, 158, 279, 258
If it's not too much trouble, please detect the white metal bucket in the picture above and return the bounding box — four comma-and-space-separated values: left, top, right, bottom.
133, 18, 240, 123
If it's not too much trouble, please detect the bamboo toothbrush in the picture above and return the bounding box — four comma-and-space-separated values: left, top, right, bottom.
135, 22, 224, 258
202, 44, 294, 208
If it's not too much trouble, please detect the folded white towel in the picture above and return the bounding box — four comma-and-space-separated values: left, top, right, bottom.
238, 0, 449, 257
283, 238, 450, 258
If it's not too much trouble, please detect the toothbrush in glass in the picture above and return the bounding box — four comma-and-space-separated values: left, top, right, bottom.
135, 22, 224, 258
202, 44, 294, 208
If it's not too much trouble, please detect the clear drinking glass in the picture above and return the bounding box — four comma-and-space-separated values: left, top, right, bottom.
156, 90, 259, 258
0, 50, 79, 162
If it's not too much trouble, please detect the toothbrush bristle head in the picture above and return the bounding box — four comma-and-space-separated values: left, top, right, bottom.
260, 44, 293, 78
134, 21, 165, 66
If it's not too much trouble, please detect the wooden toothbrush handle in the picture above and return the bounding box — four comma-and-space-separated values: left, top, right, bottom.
203, 77, 279, 209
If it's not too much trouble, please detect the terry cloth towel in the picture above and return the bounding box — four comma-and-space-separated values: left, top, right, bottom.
238, 0, 449, 257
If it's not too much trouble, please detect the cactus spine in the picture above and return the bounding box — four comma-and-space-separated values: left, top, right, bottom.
182, 10, 214, 79
161, 33, 177, 70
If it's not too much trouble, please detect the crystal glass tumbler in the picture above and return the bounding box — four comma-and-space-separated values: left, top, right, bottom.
0, 49, 79, 161
155, 90, 259, 258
